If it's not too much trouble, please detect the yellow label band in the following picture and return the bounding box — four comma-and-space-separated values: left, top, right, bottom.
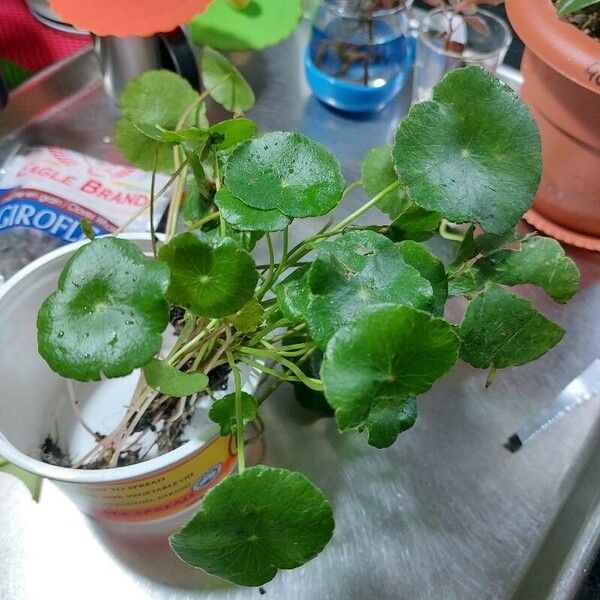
76, 435, 236, 522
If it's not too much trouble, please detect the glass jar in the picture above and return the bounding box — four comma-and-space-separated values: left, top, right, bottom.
411, 8, 512, 104
305, 0, 414, 113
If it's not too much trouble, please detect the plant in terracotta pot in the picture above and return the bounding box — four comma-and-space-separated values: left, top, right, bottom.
506, 0, 600, 250
0, 63, 581, 586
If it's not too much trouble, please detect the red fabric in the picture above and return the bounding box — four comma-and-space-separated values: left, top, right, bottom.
0, 0, 90, 73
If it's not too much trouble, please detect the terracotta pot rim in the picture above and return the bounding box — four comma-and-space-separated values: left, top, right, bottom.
505, 0, 600, 94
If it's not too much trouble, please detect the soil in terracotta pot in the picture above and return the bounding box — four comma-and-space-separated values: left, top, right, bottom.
552, 1, 600, 40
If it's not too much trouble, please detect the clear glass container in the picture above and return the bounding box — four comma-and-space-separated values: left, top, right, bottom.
411, 8, 512, 104
305, 0, 414, 113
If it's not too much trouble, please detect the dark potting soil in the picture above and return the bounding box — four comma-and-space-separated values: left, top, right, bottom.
552, 1, 600, 40
39, 435, 70, 467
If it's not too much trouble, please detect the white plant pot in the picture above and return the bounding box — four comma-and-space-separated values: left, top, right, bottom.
0, 234, 259, 530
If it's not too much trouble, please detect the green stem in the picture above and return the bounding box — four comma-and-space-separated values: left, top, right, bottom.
165, 313, 197, 361
255, 233, 275, 300
226, 350, 245, 473
439, 219, 465, 242
332, 180, 400, 233
265, 323, 306, 344
485, 365, 497, 389
188, 211, 220, 230
237, 346, 322, 391
168, 319, 221, 365
150, 148, 159, 259
237, 357, 301, 383
341, 180, 361, 198
285, 180, 401, 266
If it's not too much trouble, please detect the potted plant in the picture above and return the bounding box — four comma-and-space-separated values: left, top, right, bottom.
505, 0, 600, 250
0, 61, 581, 587
304, 0, 415, 112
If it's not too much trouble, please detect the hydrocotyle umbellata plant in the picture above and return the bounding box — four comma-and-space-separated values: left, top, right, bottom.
36, 53, 580, 586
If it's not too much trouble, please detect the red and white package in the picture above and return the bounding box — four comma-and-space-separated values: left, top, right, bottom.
0, 146, 170, 278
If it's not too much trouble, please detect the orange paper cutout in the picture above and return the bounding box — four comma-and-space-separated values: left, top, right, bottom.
49, 0, 213, 37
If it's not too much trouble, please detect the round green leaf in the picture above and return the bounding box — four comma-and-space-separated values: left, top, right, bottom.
361, 144, 409, 219
190, 0, 303, 51
393, 66, 542, 234
397, 241, 447, 316
37, 237, 170, 381
387, 205, 442, 242
115, 119, 176, 172
170, 466, 334, 586
321, 304, 460, 432
306, 231, 434, 349
158, 232, 258, 318
115, 70, 206, 172
201, 47, 255, 113
458, 236, 580, 304
215, 186, 291, 232
459, 283, 565, 369
361, 397, 417, 449
274, 265, 311, 323
208, 391, 257, 435
227, 298, 265, 333
143, 358, 209, 397
120, 70, 200, 128
224, 132, 345, 218
208, 118, 256, 150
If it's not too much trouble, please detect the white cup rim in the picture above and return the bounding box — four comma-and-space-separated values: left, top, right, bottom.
418, 7, 512, 62
0, 233, 259, 484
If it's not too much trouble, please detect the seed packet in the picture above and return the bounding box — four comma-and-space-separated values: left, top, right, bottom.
0, 146, 169, 280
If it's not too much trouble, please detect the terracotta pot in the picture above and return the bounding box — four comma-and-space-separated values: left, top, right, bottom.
506, 0, 600, 250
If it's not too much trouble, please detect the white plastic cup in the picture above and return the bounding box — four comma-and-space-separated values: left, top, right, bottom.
0, 234, 259, 527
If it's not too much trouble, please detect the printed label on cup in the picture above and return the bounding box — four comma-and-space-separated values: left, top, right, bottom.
73, 435, 236, 522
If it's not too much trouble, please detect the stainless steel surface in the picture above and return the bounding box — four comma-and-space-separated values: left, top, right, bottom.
1, 24, 600, 600
93, 36, 162, 105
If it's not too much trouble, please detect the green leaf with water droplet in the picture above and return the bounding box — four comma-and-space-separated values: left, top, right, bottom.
215, 186, 291, 232
393, 67, 542, 234
37, 237, 170, 381
396, 241, 447, 316
143, 359, 209, 397
459, 283, 565, 369
306, 231, 434, 349
274, 265, 311, 324
158, 232, 258, 318
450, 236, 580, 304
170, 466, 334, 586
321, 305, 459, 433
208, 392, 257, 435
225, 132, 345, 218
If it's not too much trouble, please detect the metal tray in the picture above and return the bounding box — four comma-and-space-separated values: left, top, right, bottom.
1, 23, 599, 600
